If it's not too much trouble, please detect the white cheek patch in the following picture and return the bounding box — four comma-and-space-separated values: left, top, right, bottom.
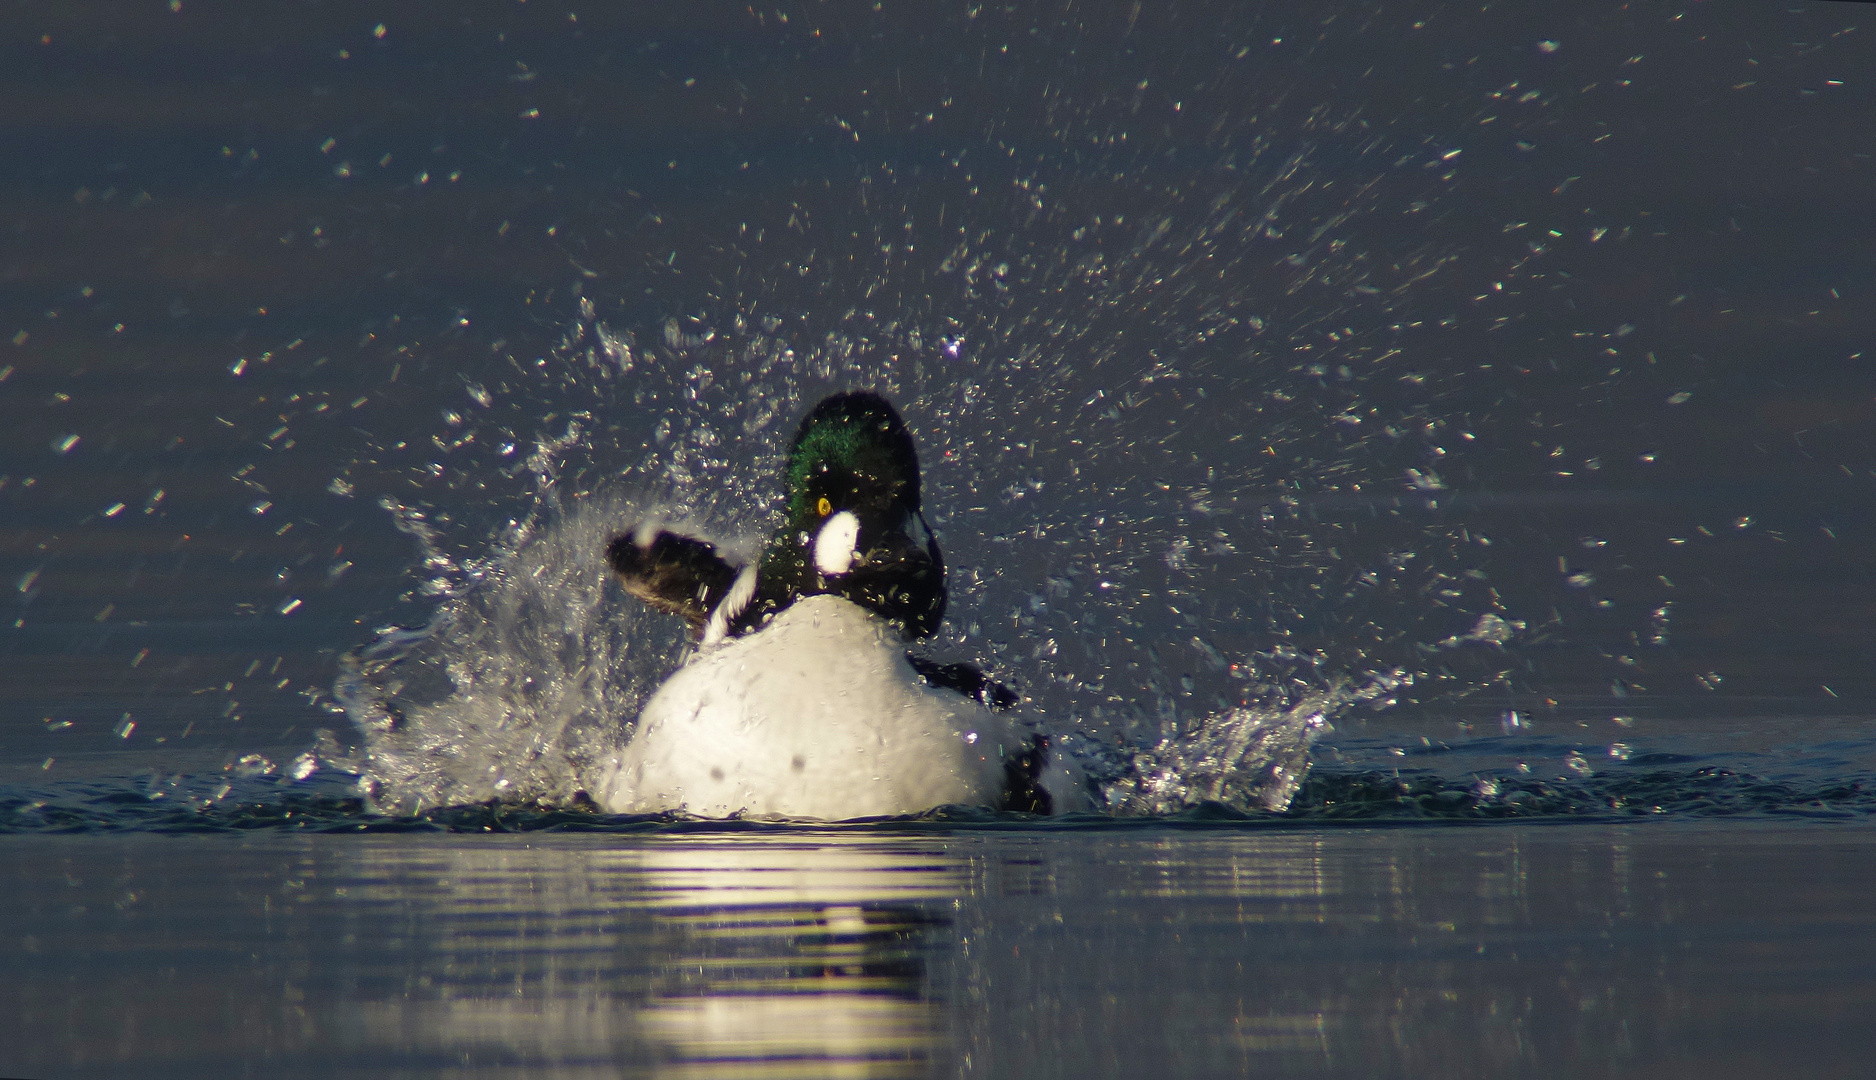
813, 510, 861, 576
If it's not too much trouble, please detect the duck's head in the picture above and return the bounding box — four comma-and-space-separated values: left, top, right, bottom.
781, 391, 923, 536
747, 391, 947, 638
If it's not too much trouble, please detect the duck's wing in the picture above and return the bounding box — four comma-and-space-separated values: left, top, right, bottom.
902, 652, 1047, 811
905, 654, 1018, 711
1000, 734, 1054, 815
607, 528, 740, 628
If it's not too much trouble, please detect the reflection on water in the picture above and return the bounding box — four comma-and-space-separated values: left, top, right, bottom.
5, 825, 1874, 1078
323, 837, 963, 1079
626, 841, 958, 1079
7, 832, 970, 1079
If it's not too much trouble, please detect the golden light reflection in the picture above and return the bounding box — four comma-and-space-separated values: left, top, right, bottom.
624, 837, 959, 1079
20, 826, 1782, 1076
613, 836, 965, 908
330, 833, 962, 1078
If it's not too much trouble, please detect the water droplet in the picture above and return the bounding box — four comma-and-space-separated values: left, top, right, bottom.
230, 754, 274, 778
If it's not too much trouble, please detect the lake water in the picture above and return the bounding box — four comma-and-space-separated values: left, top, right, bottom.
6, 823, 1876, 1078
3, 1, 1874, 1075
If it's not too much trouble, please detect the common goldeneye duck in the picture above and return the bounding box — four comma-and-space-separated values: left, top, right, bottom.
599, 391, 1081, 817
607, 391, 948, 642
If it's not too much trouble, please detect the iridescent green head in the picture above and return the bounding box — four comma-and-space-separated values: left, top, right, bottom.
744, 391, 946, 638
780, 391, 923, 529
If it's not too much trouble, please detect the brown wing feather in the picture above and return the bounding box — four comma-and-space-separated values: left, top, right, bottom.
607, 529, 739, 628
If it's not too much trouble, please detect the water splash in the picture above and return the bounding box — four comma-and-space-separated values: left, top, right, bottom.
306, 34, 1632, 817
1102, 672, 1406, 815
325, 423, 796, 816
330, 480, 1356, 817
329, 497, 657, 814
323, 295, 1537, 817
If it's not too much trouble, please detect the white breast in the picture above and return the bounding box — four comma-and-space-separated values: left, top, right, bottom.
599, 594, 1025, 819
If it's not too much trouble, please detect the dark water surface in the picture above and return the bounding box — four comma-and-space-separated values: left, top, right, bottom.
7, 824, 1875, 1079
3, 0, 1875, 1073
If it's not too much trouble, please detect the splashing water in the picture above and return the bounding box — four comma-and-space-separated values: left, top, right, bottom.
326, 328, 1434, 817
332, 486, 1375, 817
328, 464, 1353, 815
327, 404, 781, 815
318, 160, 1556, 817
329, 495, 665, 814
311, 25, 1628, 816
1104, 672, 1408, 815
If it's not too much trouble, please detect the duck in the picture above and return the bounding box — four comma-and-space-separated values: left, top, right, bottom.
595, 391, 1084, 819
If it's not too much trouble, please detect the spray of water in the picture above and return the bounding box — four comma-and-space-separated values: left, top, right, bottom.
317, 31, 1610, 816
325, 310, 1475, 816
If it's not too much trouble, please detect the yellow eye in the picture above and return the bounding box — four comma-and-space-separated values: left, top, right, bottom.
816, 497, 832, 517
